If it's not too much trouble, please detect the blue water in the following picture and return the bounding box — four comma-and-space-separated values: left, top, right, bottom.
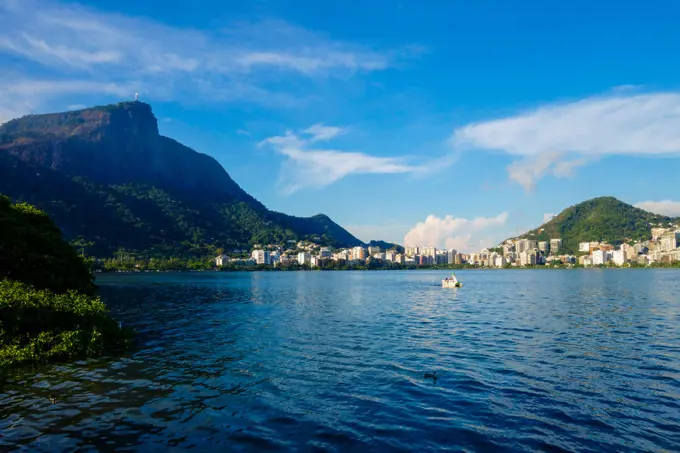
2, 270, 680, 452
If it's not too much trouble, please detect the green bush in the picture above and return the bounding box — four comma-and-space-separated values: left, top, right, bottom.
0, 195, 96, 295
0, 195, 132, 370
0, 280, 132, 369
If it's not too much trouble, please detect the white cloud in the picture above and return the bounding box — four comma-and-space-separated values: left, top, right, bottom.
0, 0, 404, 119
403, 212, 509, 253
303, 124, 346, 142
260, 126, 424, 194
233, 51, 388, 74
451, 92, 680, 190
634, 200, 680, 218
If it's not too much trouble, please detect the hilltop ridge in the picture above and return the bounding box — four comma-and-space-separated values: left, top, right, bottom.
0, 102, 363, 256
503, 196, 676, 254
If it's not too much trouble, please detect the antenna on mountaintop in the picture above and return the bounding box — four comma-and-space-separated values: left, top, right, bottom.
134, 92, 139, 101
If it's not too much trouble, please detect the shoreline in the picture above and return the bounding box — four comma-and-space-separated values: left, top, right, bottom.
94, 265, 680, 276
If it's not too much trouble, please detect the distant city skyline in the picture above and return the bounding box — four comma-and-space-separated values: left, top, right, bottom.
2, 0, 680, 252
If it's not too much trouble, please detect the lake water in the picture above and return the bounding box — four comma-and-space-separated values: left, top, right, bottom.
2, 270, 680, 452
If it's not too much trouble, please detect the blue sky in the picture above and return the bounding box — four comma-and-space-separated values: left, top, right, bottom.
1, 0, 680, 251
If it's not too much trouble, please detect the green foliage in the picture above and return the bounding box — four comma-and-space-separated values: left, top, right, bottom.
0, 163, 362, 257
366, 240, 405, 253
96, 254, 214, 272
513, 197, 676, 254
0, 280, 132, 369
0, 196, 131, 370
0, 195, 96, 295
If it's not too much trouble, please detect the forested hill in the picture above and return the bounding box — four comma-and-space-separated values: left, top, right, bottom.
506, 196, 677, 254
0, 101, 362, 257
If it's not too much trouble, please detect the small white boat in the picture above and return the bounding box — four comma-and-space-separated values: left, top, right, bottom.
442, 273, 462, 288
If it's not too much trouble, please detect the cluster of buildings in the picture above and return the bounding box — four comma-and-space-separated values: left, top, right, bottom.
469, 226, 680, 268
215, 242, 411, 268
214, 225, 680, 269
575, 227, 680, 267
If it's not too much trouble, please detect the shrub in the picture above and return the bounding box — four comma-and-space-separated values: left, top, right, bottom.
0, 280, 132, 369
0, 195, 96, 295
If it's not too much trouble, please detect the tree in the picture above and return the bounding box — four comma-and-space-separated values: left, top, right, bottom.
0, 195, 96, 295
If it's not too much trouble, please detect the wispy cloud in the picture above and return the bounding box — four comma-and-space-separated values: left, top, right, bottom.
0, 0, 407, 120
403, 212, 509, 253
304, 124, 347, 142
451, 92, 680, 191
260, 126, 424, 194
634, 200, 680, 218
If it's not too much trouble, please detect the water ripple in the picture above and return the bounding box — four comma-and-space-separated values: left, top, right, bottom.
2, 270, 680, 452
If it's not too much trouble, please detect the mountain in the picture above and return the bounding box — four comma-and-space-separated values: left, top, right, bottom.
0, 101, 362, 257
506, 196, 677, 254
367, 240, 405, 253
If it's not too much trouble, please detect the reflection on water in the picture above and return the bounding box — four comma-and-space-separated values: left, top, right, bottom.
2, 270, 680, 452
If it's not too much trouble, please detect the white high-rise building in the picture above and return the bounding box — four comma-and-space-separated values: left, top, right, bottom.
405, 246, 419, 257
660, 233, 678, 252
352, 247, 366, 260
550, 239, 562, 254
421, 246, 437, 258
592, 250, 608, 265
215, 254, 228, 266
612, 249, 626, 266
319, 247, 331, 258
516, 239, 536, 254
297, 252, 311, 265
519, 251, 536, 266
251, 249, 271, 265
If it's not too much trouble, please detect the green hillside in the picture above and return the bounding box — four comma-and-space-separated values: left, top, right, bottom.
509, 197, 676, 254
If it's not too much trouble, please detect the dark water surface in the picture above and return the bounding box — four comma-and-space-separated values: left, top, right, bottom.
2, 270, 680, 452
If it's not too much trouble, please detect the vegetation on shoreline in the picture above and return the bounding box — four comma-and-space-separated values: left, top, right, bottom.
0, 195, 131, 370
0, 280, 132, 368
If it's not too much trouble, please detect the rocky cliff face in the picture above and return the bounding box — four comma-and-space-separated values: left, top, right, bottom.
0, 102, 260, 205
0, 102, 362, 254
